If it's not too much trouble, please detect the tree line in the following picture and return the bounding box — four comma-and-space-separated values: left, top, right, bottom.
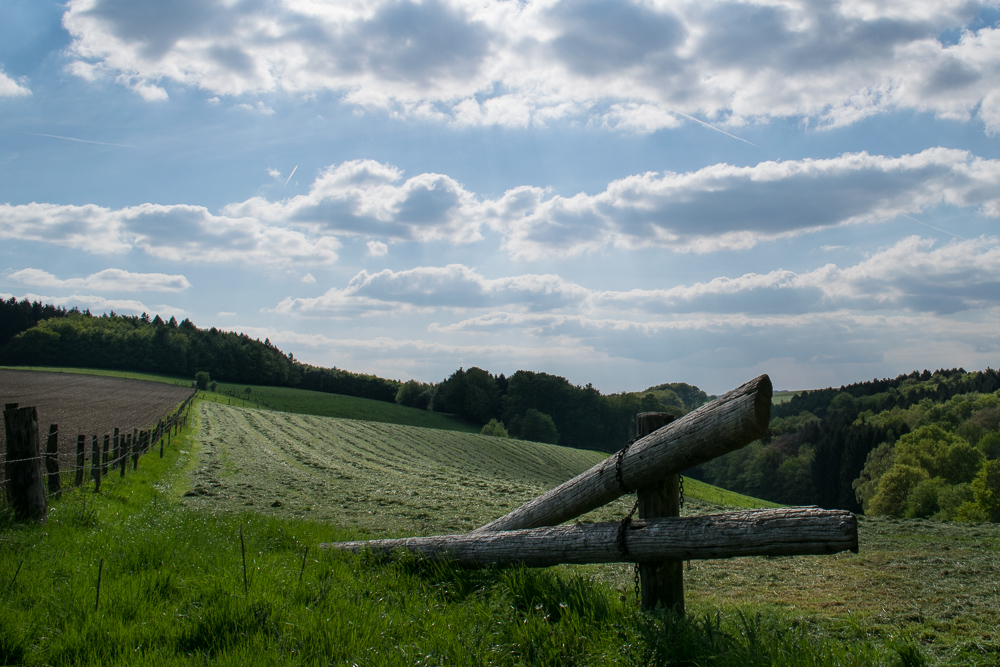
0, 299, 398, 402
690, 367, 1000, 519
398, 366, 710, 452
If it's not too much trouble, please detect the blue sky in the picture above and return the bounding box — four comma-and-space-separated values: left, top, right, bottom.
2, 0, 999, 395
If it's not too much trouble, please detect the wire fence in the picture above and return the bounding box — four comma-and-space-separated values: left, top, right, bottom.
1, 391, 197, 499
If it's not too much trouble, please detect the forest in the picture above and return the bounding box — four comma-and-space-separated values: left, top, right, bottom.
0, 297, 398, 401
691, 367, 1000, 521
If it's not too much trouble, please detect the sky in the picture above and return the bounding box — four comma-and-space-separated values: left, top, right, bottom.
1, 0, 999, 396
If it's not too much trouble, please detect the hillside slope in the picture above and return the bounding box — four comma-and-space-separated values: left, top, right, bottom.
184, 402, 773, 536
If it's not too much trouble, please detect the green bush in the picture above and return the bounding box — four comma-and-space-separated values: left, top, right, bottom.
480, 418, 509, 438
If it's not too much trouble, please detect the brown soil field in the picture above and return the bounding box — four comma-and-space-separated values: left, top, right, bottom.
0, 370, 193, 472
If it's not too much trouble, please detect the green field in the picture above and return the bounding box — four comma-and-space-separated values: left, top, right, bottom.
3, 370, 998, 665
772, 390, 803, 404
0, 399, 940, 666
212, 381, 479, 433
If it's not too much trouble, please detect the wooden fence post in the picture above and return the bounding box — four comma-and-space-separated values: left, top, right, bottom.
75, 435, 86, 487
132, 430, 140, 470
112, 428, 119, 470
45, 424, 61, 500
120, 433, 129, 478
3, 403, 47, 522
635, 412, 682, 613
102, 435, 110, 475
91, 435, 101, 492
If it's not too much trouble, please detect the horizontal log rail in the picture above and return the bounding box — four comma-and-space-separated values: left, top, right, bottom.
322, 507, 857, 568
474, 374, 772, 533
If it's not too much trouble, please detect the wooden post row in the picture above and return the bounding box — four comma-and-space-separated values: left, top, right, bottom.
3, 403, 47, 522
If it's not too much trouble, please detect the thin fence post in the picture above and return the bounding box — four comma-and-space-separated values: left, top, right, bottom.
75, 435, 86, 487
45, 424, 61, 500
132, 430, 139, 470
112, 427, 120, 470
3, 403, 48, 522
102, 435, 110, 475
91, 435, 101, 492
120, 433, 129, 478
636, 412, 682, 613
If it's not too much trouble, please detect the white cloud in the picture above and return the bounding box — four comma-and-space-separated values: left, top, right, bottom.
62, 0, 1000, 132
0, 202, 340, 266
6, 151, 998, 264
225, 159, 485, 244
7, 267, 191, 292
0, 291, 166, 317
492, 148, 1000, 259
0, 66, 31, 97
270, 235, 1000, 322
272, 264, 589, 316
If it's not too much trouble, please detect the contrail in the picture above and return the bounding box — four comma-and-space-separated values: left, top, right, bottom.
901, 214, 968, 240
672, 111, 759, 147
29, 132, 133, 148
283, 165, 298, 188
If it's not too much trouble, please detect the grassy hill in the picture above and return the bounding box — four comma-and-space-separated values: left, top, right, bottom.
184, 401, 780, 537
3, 383, 996, 664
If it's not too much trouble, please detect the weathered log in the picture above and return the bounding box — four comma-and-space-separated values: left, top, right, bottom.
321, 508, 857, 567
475, 374, 772, 533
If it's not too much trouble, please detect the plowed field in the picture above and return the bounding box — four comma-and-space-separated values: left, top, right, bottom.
0, 369, 193, 471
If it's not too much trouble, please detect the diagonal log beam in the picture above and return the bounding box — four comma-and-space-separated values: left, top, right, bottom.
320, 508, 857, 568
474, 374, 772, 533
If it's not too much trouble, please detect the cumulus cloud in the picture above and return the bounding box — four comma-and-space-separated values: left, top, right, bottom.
5, 151, 999, 261
62, 0, 1000, 132
0, 66, 31, 97
0, 202, 340, 265
492, 148, 1000, 258
366, 241, 388, 257
225, 160, 485, 244
272, 264, 589, 316
0, 291, 173, 317
8, 267, 191, 292
272, 235, 1000, 321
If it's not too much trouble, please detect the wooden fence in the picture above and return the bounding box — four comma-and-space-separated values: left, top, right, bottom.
322, 374, 859, 612
2, 391, 196, 522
